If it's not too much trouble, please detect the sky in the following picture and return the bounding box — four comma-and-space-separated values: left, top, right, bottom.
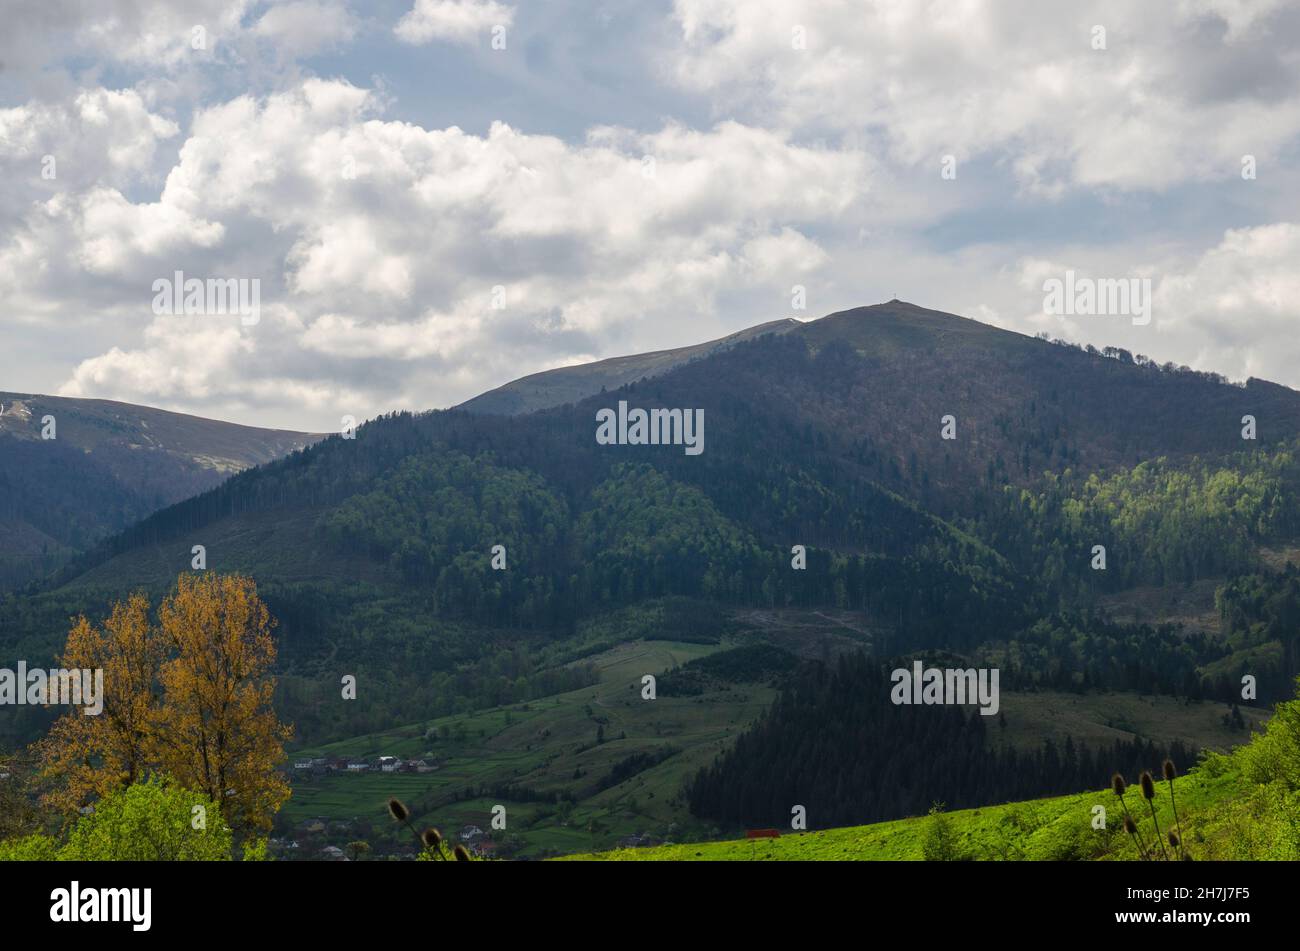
1, 0, 1299, 431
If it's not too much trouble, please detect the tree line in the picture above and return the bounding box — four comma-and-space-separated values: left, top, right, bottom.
688, 652, 1197, 830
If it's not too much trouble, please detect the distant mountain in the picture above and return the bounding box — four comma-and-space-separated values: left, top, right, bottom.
0, 393, 322, 590
10, 301, 1300, 848
749, 300, 1300, 500
38, 300, 1300, 599
9, 300, 1300, 743
457, 318, 801, 415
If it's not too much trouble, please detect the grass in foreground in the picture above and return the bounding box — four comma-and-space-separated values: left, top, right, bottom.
560, 689, 1300, 861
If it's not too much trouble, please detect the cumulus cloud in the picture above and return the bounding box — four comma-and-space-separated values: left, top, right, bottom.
4, 0, 1300, 431
394, 0, 513, 46
14, 79, 866, 426
1154, 223, 1300, 380
0, 89, 178, 195
668, 0, 1300, 192
74, 187, 226, 275
999, 221, 1300, 389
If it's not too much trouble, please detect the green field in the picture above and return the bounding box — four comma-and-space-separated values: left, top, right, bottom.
992, 690, 1268, 751
558, 681, 1300, 863
557, 762, 1271, 861
280, 628, 1272, 859
283, 639, 777, 856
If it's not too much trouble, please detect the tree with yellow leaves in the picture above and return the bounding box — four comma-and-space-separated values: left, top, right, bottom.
38, 592, 161, 819
37, 574, 292, 837
151, 573, 291, 835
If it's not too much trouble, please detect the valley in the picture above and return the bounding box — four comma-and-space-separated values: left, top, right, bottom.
5, 301, 1300, 860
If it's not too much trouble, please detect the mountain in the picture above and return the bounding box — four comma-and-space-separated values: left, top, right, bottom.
784, 300, 1300, 490
456, 318, 800, 415
27, 299, 1300, 626
5, 301, 1300, 851
0, 392, 323, 590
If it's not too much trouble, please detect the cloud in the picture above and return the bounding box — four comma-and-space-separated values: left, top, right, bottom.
999, 221, 1300, 387
0, 89, 179, 193
6, 1, 1300, 432
394, 0, 514, 46
253, 0, 359, 57
1154, 223, 1300, 380
13, 79, 867, 427
74, 187, 226, 275
667, 0, 1300, 192
0, 0, 254, 75
0, 0, 361, 104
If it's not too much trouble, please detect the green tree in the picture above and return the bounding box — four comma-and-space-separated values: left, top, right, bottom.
61, 778, 232, 861
921, 803, 969, 861
0, 834, 60, 860
0, 778, 232, 861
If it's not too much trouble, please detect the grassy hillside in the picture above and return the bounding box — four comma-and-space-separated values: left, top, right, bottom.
560, 744, 1293, 861
275, 629, 1265, 859
555, 769, 1235, 861
282, 638, 779, 857
561, 673, 1300, 861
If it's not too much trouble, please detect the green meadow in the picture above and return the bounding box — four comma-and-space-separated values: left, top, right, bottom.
282, 632, 1279, 860
558, 761, 1282, 861
284, 639, 777, 855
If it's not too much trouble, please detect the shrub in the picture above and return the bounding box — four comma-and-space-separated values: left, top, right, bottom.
60, 778, 232, 861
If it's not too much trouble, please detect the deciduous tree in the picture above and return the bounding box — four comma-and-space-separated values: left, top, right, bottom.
152, 573, 292, 835
38, 593, 160, 817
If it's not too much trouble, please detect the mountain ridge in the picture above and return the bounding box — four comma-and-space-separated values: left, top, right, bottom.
0, 391, 324, 590
457, 317, 802, 415
32, 300, 1300, 598
7, 301, 1300, 846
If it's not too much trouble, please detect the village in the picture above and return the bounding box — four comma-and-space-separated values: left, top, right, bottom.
270, 755, 505, 861
273, 754, 671, 860
290, 754, 438, 776
270, 816, 501, 862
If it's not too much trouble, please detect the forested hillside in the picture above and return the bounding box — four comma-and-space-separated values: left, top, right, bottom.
687, 651, 1196, 830
4, 302, 1299, 848
0, 393, 320, 590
